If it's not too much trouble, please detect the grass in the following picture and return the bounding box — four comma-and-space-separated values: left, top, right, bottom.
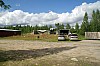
0, 34, 58, 42
0, 33, 85, 42
78, 34, 85, 40
0, 34, 60, 42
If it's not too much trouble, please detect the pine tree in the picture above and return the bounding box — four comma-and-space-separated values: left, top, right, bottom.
90, 10, 100, 32
75, 23, 79, 33
66, 23, 71, 29
80, 12, 89, 35
70, 27, 76, 33
90, 10, 95, 32
45, 25, 49, 30
55, 23, 60, 30
59, 24, 64, 29
96, 9, 100, 31
49, 25, 53, 29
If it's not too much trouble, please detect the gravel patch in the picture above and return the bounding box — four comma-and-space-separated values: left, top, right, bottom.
0, 40, 100, 66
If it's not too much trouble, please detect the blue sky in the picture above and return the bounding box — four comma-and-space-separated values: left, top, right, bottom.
3, 0, 98, 13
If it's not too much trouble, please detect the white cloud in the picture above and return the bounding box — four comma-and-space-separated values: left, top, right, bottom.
57, 1, 100, 25
0, 1, 100, 26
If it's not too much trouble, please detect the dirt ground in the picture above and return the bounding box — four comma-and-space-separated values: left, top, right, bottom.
0, 40, 100, 66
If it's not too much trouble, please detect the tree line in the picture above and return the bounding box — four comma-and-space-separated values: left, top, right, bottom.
55, 9, 100, 35
0, 25, 49, 34
0, 0, 100, 35
0, 9, 100, 35
80, 9, 100, 35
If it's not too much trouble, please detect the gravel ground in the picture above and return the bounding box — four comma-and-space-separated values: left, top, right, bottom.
0, 40, 100, 66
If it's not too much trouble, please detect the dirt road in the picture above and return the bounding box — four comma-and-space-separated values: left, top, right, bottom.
0, 40, 100, 66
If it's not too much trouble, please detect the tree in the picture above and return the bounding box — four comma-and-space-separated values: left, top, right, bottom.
49, 25, 53, 29
80, 12, 89, 35
75, 23, 79, 33
55, 23, 60, 30
90, 10, 95, 32
66, 23, 71, 29
0, 0, 11, 9
90, 10, 100, 32
45, 25, 49, 30
70, 27, 76, 33
96, 9, 100, 32
55, 23, 65, 30
40, 25, 49, 30
59, 24, 64, 29
34, 25, 39, 31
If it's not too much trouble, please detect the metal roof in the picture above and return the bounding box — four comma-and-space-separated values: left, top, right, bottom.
0, 29, 21, 31
37, 30, 47, 33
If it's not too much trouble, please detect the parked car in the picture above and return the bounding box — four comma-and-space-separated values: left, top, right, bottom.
58, 35, 66, 41
69, 33, 78, 40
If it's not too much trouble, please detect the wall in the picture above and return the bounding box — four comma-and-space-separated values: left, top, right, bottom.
0, 30, 21, 37
85, 32, 100, 39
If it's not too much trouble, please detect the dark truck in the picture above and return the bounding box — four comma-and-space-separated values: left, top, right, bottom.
58, 29, 70, 41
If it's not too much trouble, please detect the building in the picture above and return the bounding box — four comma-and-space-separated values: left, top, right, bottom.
0, 29, 21, 37
33, 30, 48, 34
49, 28, 56, 34
85, 32, 100, 39
59, 29, 70, 35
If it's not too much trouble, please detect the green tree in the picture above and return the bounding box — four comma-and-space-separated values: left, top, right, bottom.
96, 9, 100, 32
49, 25, 53, 29
45, 25, 49, 30
90, 10, 100, 32
75, 23, 79, 33
66, 23, 71, 29
41, 25, 49, 30
55, 23, 60, 30
34, 25, 39, 31
80, 12, 89, 35
70, 27, 76, 33
90, 10, 95, 32
55, 23, 64, 30
59, 24, 64, 29
0, 0, 11, 9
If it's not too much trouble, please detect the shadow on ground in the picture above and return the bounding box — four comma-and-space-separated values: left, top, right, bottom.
0, 46, 76, 62
70, 40, 82, 41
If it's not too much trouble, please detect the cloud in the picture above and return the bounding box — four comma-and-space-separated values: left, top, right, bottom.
0, 1, 100, 26
57, 1, 100, 25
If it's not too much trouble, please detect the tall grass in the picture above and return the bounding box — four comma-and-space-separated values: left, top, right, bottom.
0, 34, 58, 42
0, 33, 85, 42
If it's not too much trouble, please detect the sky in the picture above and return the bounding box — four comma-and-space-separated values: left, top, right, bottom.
3, 0, 99, 13
0, 0, 100, 26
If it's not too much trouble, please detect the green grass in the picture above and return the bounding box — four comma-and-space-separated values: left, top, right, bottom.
78, 34, 85, 40
0, 34, 58, 42
0, 33, 85, 42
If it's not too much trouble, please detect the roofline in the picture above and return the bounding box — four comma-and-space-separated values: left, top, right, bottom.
59, 29, 70, 30
0, 29, 21, 31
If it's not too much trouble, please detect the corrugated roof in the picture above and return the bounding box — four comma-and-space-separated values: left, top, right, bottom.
0, 29, 21, 31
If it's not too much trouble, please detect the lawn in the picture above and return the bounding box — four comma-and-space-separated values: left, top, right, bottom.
0, 34, 58, 42
0, 33, 85, 42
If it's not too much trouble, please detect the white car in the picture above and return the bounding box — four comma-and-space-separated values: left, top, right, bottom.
69, 34, 78, 40
58, 35, 66, 41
